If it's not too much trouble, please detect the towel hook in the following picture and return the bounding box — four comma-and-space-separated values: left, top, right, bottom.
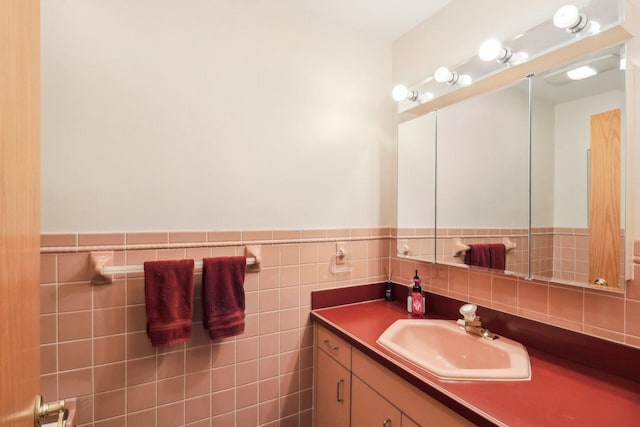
397, 244, 410, 256
331, 243, 352, 274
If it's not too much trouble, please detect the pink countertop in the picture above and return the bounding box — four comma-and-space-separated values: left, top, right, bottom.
311, 300, 640, 427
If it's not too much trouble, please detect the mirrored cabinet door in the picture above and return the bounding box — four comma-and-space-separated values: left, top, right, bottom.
530, 45, 626, 288
396, 111, 437, 262
435, 79, 530, 276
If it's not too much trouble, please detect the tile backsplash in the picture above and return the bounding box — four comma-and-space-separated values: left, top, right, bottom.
391, 238, 640, 349
40, 228, 390, 426
40, 228, 640, 426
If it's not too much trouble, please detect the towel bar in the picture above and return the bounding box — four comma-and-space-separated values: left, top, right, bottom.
101, 258, 256, 275
452, 237, 516, 257
90, 246, 261, 285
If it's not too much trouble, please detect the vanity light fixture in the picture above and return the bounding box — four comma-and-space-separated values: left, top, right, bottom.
553, 4, 600, 34
391, 85, 434, 103
457, 74, 473, 87
395, 0, 622, 114
420, 91, 435, 102
434, 66, 459, 84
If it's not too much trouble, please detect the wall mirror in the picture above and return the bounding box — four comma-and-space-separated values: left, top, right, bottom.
530, 44, 626, 289
434, 79, 530, 276
396, 111, 436, 263
395, 43, 628, 290
394, 0, 633, 290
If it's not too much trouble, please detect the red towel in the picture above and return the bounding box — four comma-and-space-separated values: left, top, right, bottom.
465, 244, 491, 268
202, 256, 246, 340
464, 244, 506, 270
488, 243, 506, 270
143, 259, 195, 347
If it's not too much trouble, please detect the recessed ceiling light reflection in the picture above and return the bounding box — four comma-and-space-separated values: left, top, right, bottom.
566, 65, 598, 80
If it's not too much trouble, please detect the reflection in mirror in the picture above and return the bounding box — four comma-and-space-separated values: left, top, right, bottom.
530, 45, 625, 289
435, 79, 530, 276
397, 112, 436, 262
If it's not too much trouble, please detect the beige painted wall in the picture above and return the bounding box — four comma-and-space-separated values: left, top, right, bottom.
41, 0, 395, 232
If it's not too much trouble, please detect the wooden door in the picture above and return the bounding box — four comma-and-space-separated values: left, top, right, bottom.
0, 0, 41, 425
589, 109, 621, 288
315, 349, 351, 427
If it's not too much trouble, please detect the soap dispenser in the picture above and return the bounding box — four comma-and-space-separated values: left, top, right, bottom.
408, 270, 425, 316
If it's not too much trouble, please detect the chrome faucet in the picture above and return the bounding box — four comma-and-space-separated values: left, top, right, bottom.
457, 303, 497, 340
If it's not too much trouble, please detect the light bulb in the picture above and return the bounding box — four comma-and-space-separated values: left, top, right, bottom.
392, 85, 409, 101
434, 66, 453, 83
478, 39, 503, 61
553, 4, 589, 33
553, 5, 581, 29
391, 85, 422, 102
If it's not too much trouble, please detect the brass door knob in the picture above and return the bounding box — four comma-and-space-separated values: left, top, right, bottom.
34, 395, 65, 427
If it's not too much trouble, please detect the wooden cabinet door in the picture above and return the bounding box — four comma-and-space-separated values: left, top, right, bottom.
315, 348, 351, 427
589, 108, 621, 287
352, 348, 474, 427
0, 0, 41, 425
402, 414, 421, 427
352, 375, 401, 427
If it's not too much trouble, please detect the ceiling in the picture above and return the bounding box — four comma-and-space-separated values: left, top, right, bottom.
275, 0, 452, 41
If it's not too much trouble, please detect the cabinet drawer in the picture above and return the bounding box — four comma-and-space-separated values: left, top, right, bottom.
316, 325, 351, 370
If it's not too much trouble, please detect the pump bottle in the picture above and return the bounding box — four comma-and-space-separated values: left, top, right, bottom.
407, 270, 425, 315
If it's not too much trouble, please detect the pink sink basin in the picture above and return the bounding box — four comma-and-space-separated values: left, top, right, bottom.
376, 319, 531, 381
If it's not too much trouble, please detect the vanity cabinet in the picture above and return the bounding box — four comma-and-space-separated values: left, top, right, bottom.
351, 347, 473, 427
314, 324, 473, 427
315, 326, 352, 427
